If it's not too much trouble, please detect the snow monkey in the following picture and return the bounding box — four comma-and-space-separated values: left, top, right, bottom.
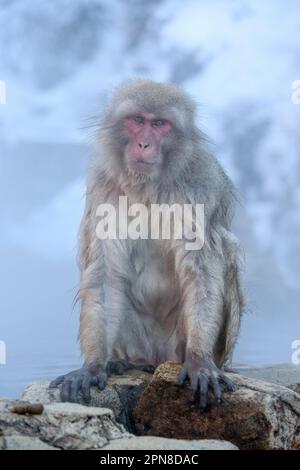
50, 80, 244, 409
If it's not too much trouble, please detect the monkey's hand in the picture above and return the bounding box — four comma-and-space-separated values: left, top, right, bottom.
49, 364, 107, 403
178, 355, 236, 410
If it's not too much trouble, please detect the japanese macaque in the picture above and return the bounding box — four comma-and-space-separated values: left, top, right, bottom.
50, 80, 244, 409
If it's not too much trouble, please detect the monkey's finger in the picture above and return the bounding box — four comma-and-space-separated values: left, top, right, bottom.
220, 374, 237, 392
199, 374, 209, 410
61, 380, 72, 402
81, 376, 92, 402
138, 364, 155, 374
106, 360, 125, 375
210, 375, 222, 403
49, 375, 65, 388
113, 362, 126, 375
178, 366, 187, 385
69, 377, 82, 403
96, 372, 107, 391
106, 361, 116, 375
191, 373, 199, 398
132, 364, 155, 374
90, 376, 98, 385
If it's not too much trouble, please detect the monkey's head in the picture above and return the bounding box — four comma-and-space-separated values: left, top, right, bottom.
100, 80, 198, 183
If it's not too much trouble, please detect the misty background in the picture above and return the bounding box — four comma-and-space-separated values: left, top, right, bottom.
0, 0, 299, 398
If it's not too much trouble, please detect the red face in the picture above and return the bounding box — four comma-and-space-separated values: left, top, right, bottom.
123, 113, 172, 174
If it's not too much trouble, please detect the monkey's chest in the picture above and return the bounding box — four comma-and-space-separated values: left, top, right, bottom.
129, 241, 180, 322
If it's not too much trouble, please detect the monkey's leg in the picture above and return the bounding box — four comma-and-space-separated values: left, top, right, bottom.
178, 257, 237, 410
49, 288, 109, 403
106, 359, 155, 375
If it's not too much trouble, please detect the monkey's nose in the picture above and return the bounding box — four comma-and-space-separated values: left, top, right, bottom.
138, 142, 150, 149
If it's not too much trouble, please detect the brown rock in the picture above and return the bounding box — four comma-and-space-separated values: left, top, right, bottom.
133, 361, 300, 450
9, 402, 44, 415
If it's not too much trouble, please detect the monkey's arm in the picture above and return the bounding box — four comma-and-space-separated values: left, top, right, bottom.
178, 240, 239, 409
50, 193, 109, 402
78, 220, 107, 369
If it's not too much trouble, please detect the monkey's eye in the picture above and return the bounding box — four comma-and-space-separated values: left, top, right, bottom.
152, 119, 167, 127
132, 115, 144, 124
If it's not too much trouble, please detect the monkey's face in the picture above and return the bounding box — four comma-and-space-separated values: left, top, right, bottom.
122, 113, 173, 176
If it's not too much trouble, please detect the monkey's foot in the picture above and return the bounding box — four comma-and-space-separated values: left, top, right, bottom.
178, 356, 237, 410
106, 359, 155, 375
49, 365, 107, 403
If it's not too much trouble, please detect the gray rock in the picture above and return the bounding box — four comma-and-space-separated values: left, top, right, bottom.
104, 436, 238, 450
235, 364, 300, 387
289, 384, 300, 394
0, 399, 128, 450
21, 380, 122, 417
22, 370, 152, 431
0, 435, 57, 450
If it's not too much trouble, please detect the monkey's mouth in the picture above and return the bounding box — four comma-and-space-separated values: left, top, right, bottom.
128, 160, 157, 174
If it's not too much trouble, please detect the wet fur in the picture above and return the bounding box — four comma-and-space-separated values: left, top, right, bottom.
77, 79, 244, 371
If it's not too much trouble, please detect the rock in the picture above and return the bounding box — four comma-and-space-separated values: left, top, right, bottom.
16, 364, 300, 449
22, 370, 151, 431
9, 402, 44, 415
133, 362, 300, 450
21, 381, 60, 404
0, 399, 128, 450
0, 435, 57, 450
289, 384, 300, 394
235, 364, 300, 387
104, 436, 238, 450
234, 364, 300, 402
21, 380, 121, 416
